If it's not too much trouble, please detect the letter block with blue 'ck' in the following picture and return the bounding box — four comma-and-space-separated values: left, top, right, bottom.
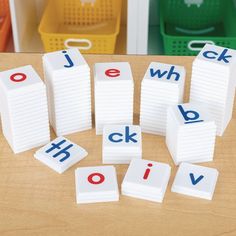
140, 62, 185, 136
34, 137, 88, 174
103, 125, 142, 164
166, 103, 216, 165
171, 162, 219, 200
190, 44, 236, 136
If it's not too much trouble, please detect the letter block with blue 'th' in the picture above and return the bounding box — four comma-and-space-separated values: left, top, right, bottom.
102, 125, 142, 164
166, 103, 217, 165
34, 137, 88, 174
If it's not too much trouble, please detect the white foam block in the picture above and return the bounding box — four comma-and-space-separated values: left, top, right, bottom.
122, 159, 171, 203
171, 162, 219, 200
103, 125, 142, 164
140, 62, 185, 136
34, 136, 88, 174
75, 165, 119, 204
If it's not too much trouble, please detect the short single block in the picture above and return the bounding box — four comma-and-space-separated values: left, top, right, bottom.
171, 162, 219, 200
34, 136, 88, 174
103, 125, 142, 164
75, 165, 119, 204
122, 159, 171, 203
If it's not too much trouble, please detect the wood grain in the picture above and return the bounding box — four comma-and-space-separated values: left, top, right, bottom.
0, 53, 236, 236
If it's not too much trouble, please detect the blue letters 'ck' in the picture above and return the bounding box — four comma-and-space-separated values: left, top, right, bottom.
178, 105, 203, 124
150, 65, 180, 81
189, 173, 204, 185
203, 48, 232, 64
62, 50, 74, 68
108, 126, 137, 143
45, 139, 73, 162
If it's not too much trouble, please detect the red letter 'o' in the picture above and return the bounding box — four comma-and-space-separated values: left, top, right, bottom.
10, 73, 27, 82
87, 173, 105, 185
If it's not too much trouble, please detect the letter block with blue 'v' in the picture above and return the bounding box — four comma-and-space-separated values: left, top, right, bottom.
34, 136, 88, 174
102, 125, 142, 164
166, 103, 217, 165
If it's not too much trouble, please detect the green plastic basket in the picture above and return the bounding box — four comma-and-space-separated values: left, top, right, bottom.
161, 0, 225, 30
160, 0, 236, 55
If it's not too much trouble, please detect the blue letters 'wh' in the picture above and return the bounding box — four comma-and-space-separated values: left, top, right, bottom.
109, 126, 137, 143
150, 66, 180, 81
203, 48, 232, 64
189, 173, 204, 185
62, 50, 74, 68
178, 105, 203, 124
45, 139, 73, 162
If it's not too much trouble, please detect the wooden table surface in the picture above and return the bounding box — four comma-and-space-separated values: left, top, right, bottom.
0, 53, 236, 236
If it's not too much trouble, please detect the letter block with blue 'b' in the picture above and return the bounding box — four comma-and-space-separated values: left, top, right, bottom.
166, 103, 217, 165
190, 44, 236, 136
34, 137, 88, 174
103, 125, 142, 164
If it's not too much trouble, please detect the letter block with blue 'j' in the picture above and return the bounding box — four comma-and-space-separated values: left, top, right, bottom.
190, 44, 236, 136
103, 125, 142, 164
140, 62, 185, 136
42, 48, 92, 136
171, 162, 219, 200
34, 137, 88, 174
166, 103, 216, 165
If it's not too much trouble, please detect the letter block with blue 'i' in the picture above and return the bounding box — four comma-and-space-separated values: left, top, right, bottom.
102, 125, 142, 164
140, 62, 185, 136
34, 137, 88, 174
166, 103, 217, 165
190, 44, 236, 136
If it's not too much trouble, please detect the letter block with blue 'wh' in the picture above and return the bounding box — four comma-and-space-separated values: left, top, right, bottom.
140, 62, 185, 136
103, 125, 142, 164
171, 162, 219, 200
34, 136, 88, 174
166, 103, 216, 165
190, 44, 236, 136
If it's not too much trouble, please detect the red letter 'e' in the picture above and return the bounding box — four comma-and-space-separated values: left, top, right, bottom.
105, 68, 120, 78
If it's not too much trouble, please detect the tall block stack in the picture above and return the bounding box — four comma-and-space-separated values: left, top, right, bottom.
43, 48, 92, 136
140, 62, 185, 135
94, 62, 134, 135
0, 65, 50, 153
190, 44, 236, 136
166, 103, 216, 165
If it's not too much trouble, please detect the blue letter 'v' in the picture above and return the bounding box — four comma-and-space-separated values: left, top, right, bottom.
189, 173, 204, 185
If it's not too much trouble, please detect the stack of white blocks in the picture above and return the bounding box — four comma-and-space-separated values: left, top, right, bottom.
166, 103, 216, 165
103, 125, 142, 164
122, 159, 171, 203
43, 48, 92, 136
190, 44, 236, 136
0, 65, 50, 153
140, 62, 185, 135
94, 62, 134, 135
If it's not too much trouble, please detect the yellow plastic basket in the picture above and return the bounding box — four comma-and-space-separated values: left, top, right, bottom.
39, 0, 122, 54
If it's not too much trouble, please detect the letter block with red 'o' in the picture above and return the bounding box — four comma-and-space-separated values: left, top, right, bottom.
75, 166, 119, 204
0, 65, 50, 153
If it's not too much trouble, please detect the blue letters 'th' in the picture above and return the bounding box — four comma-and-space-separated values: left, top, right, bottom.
45, 139, 73, 162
